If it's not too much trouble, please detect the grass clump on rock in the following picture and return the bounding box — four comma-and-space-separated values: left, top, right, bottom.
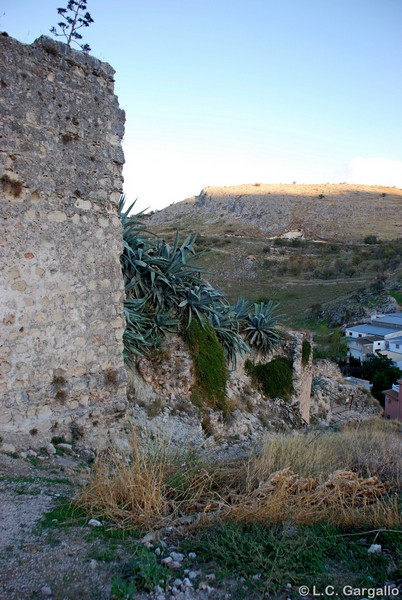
301, 339, 311, 367
184, 318, 228, 412
246, 356, 294, 401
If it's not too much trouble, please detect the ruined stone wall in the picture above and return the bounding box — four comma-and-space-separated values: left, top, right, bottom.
0, 34, 127, 451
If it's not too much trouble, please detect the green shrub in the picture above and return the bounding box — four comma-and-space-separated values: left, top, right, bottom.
301, 339, 311, 367
184, 318, 228, 411
111, 543, 170, 596
364, 235, 379, 244
313, 325, 348, 364
362, 353, 402, 404
246, 357, 294, 401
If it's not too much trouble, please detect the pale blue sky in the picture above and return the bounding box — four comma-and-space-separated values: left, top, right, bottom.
2, 0, 402, 211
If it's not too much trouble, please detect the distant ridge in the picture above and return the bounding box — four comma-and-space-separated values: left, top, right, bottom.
146, 183, 402, 241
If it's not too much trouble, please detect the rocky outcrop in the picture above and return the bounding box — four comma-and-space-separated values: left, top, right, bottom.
124, 330, 314, 452
311, 360, 382, 425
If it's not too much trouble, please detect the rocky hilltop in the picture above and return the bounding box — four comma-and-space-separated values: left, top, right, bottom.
147, 183, 402, 241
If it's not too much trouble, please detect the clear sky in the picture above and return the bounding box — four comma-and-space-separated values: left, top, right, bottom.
2, 0, 402, 212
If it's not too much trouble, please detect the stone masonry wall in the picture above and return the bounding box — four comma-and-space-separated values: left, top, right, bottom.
0, 34, 127, 451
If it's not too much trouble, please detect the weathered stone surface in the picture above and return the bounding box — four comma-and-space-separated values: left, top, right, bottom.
0, 35, 127, 449
311, 360, 381, 424
125, 330, 314, 448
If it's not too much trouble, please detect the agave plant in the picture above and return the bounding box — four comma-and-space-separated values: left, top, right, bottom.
208, 305, 249, 368
178, 284, 226, 325
118, 198, 220, 360
233, 297, 252, 321
242, 301, 281, 354
123, 297, 154, 361
118, 196, 281, 364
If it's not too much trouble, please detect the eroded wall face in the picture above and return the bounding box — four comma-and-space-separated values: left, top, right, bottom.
0, 35, 127, 449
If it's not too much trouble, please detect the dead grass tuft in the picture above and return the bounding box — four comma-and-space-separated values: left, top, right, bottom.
77, 431, 219, 528
223, 467, 400, 528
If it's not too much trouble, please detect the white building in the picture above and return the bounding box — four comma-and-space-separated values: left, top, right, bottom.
345, 319, 402, 363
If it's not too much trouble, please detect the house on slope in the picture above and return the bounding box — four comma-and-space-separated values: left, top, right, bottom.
345, 323, 402, 362
384, 379, 402, 421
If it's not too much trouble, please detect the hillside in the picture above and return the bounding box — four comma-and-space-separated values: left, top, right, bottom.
144, 184, 402, 324
147, 183, 402, 242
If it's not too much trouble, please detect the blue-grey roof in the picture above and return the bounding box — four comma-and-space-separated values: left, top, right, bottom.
373, 315, 402, 326
346, 324, 402, 336
389, 336, 402, 344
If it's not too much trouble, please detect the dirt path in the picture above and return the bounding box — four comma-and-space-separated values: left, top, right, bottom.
0, 454, 237, 600
0, 454, 117, 600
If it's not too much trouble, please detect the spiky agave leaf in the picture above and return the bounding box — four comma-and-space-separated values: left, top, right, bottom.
179, 284, 226, 327
123, 298, 155, 361
149, 310, 179, 339
208, 305, 249, 368
233, 297, 252, 321
243, 300, 282, 354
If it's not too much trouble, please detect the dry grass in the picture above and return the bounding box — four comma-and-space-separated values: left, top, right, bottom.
78, 419, 402, 530
223, 468, 400, 528
78, 431, 219, 528
250, 417, 402, 488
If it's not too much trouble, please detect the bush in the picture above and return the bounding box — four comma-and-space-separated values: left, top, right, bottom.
313, 325, 348, 364
181, 520, 401, 594
362, 353, 402, 404
246, 357, 294, 401
364, 235, 379, 244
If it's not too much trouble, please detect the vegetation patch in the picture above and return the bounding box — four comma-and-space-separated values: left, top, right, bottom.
301, 339, 311, 367
111, 544, 171, 598
312, 324, 348, 364
77, 419, 401, 532
40, 501, 88, 529
184, 318, 228, 411
389, 289, 402, 305
362, 353, 402, 404
180, 521, 401, 594
246, 356, 294, 401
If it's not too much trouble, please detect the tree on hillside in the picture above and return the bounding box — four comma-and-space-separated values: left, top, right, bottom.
313, 325, 348, 364
362, 353, 402, 404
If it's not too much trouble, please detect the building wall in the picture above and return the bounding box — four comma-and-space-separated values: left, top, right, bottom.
385, 394, 402, 421
0, 35, 128, 450
347, 340, 373, 361
389, 341, 402, 354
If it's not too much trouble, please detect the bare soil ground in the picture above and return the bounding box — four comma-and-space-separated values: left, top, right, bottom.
0, 454, 118, 600
0, 454, 240, 600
